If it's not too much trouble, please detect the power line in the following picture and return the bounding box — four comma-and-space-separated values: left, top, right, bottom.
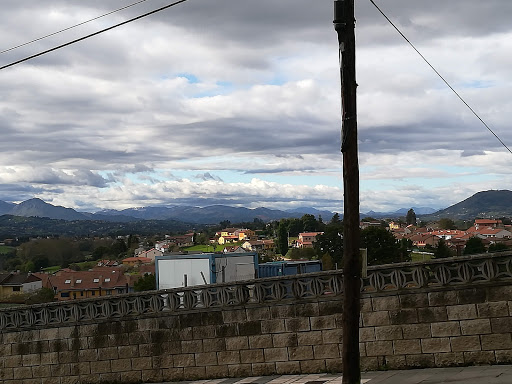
369, 0, 512, 155
0, 0, 152, 55
0, 0, 188, 71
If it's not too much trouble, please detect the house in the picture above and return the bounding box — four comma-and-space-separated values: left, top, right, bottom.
296, 232, 324, 249
360, 221, 382, 230
139, 248, 163, 261
223, 246, 247, 253
474, 219, 503, 230
48, 269, 133, 301
0, 273, 42, 299
122, 256, 153, 267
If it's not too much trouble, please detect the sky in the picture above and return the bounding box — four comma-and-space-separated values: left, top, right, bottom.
1, 0, 511, 214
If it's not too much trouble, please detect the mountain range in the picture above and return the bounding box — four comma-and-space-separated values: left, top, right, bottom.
1, 190, 511, 224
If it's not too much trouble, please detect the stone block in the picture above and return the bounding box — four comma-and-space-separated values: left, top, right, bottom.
161, 367, 184, 382
362, 311, 390, 326
299, 359, 326, 373
272, 333, 297, 347
201, 311, 224, 326
360, 298, 372, 312
133, 356, 154, 371
173, 353, 195, 367
246, 307, 270, 321
431, 321, 461, 337
434, 352, 464, 367
390, 309, 418, 325
61, 377, 80, 384
203, 338, 225, 352
360, 342, 366, 357
322, 328, 343, 344
463, 351, 496, 365
194, 352, 218, 366
178, 314, 201, 328
325, 358, 343, 373
89, 360, 111, 374
481, 333, 512, 350
227, 363, 252, 377
183, 366, 206, 380
217, 351, 240, 365
399, 293, 429, 308
216, 324, 238, 338
313, 344, 340, 359
118, 345, 139, 358
75, 362, 91, 375
405, 354, 435, 368
288, 345, 313, 361
429, 290, 457, 306
181, 340, 203, 353
40, 352, 59, 365
496, 350, 512, 364
240, 349, 264, 364
310, 315, 336, 330
0, 368, 14, 381
285, 318, 310, 332
261, 319, 286, 334
384, 355, 407, 369
447, 304, 477, 320
251, 362, 276, 376
205, 365, 228, 379
276, 361, 301, 375
264, 347, 288, 362
239, 321, 262, 336
418, 307, 448, 323
450, 336, 481, 352
488, 285, 512, 301
225, 336, 249, 350
460, 319, 491, 335
51, 363, 71, 377
100, 373, 122, 383
402, 324, 431, 339
317, 301, 339, 316
193, 325, 216, 340
393, 339, 421, 355
372, 296, 400, 311
297, 331, 322, 345
97, 346, 118, 360
491, 317, 512, 333
477, 301, 509, 318
457, 288, 486, 305
270, 304, 296, 318
365, 341, 393, 356
359, 327, 375, 342
222, 309, 247, 323
248, 334, 273, 349
4, 355, 22, 368
121, 370, 143, 383
360, 356, 379, 371
21, 354, 41, 367
31, 365, 51, 378
421, 338, 451, 353
374, 325, 403, 340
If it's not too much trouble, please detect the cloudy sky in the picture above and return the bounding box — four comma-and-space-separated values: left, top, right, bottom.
1, 0, 511, 214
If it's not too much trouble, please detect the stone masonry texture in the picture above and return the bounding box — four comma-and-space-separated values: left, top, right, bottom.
2, 282, 512, 383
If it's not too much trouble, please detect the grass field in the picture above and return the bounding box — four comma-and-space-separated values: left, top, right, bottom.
411, 252, 433, 262
183, 243, 243, 253
0, 245, 14, 254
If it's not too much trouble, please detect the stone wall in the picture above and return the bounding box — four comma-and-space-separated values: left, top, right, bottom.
2, 253, 512, 383
0, 297, 344, 384
359, 283, 512, 370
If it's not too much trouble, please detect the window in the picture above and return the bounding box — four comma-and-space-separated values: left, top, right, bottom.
104, 278, 111, 283
93, 278, 99, 283
12, 286, 21, 292
61, 292, 70, 298
76, 279, 82, 284
65, 279, 71, 284
91, 291, 96, 296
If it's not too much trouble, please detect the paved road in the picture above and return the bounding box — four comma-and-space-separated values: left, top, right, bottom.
162, 365, 512, 384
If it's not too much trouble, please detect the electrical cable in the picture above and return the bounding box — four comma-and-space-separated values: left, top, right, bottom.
369, 0, 512, 155
0, 0, 152, 55
0, 0, 188, 71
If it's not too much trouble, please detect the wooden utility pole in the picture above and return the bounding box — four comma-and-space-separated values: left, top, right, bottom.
333, 1, 361, 383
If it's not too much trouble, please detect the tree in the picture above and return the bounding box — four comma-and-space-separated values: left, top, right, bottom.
301, 214, 318, 232
463, 237, 486, 255
433, 238, 453, 258
488, 242, 508, 253
134, 274, 156, 291
276, 222, 289, 256
406, 209, 417, 226
314, 226, 343, 268
398, 238, 412, 262
438, 218, 456, 230
360, 226, 400, 266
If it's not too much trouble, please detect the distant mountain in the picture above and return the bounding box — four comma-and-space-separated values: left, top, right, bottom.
0, 200, 15, 215
286, 207, 336, 220
362, 206, 437, 219
7, 198, 89, 221
98, 205, 331, 224
424, 190, 512, 221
